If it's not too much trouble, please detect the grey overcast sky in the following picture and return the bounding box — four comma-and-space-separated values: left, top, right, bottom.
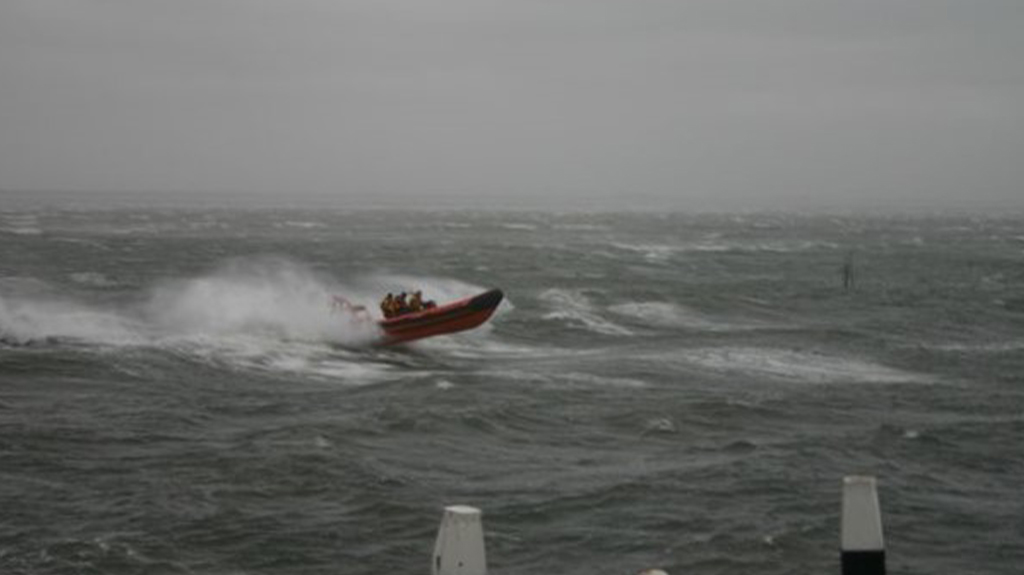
1, 0, 1022, 210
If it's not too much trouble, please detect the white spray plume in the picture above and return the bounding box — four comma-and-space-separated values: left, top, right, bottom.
146, 257, 380, 344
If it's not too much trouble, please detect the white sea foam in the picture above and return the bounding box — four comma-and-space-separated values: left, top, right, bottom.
643, 417, 677, 434
1, 213, 42, 235
69, 272, 119, 287
479, 369, 550, 385
478, 368, 645, 389
415, 337, 544, 358
560, 371, 647, 388
608, 301, 738, 331
501, 222, 538, 231
552, 223, 609, 231
673, 347, 928, 385
55, 238, 110, 250
277, 221, 327, 229
160, 334, 398, 385
106, 224, 161, 236
0, 294, 139, 345
610, 242, 681, 261
265, 353, 397, 385
925, 340, 1024, 353
2, 226, 42, 236
610, 239, 839, 259
539, 288, 632, 336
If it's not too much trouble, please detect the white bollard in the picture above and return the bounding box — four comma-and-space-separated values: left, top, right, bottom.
432, 505, 487, 575
841, 476, 886, 575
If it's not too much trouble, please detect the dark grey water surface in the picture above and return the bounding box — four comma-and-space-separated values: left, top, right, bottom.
1, 199, 1022, 574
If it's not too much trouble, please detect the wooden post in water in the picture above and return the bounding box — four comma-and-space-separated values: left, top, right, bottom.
842, 251, 855, 290
841, 475, 886, 575
432, 505, 487, 575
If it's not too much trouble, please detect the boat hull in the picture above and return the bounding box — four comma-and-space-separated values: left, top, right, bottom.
377, 288, 503, 345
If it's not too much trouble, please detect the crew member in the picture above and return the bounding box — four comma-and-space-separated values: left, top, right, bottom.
409, 291, 424, 312
423, 292, 437, 309
380, 293, 394, 318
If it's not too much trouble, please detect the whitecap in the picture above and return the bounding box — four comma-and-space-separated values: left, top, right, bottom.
2, 226, 42, 236
609, 242, 680, 261
541, 310, 633, 336
476, 369, 644, 389
159, 334, 397, 385
414, 337, 548, 359
539, 289, 632, 336
501, 222, 538, 231
559, 371, 647, 388
477, 369, 550, 385
0, 294, 139, 346
671, 347, 928, 385
552, 223, 608, 231
277, 221, 327, 229
1, 214, 41, 235
683, 242, 733, 253
69, 272, 118, 287
923, 340, 1024, 353
55, 238, 110, 250
643, 417, 677, 433
608, 301, 736, 331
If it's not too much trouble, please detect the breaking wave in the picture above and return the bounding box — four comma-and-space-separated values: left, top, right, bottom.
539, 288, 632, 336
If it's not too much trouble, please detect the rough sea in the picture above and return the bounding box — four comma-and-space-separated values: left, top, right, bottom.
2, 194, 1022, 575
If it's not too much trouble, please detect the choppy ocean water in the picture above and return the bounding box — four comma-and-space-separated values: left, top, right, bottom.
1, 197, 1022, 574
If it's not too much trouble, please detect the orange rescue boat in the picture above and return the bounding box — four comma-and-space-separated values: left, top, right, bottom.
378, 288, 504, 345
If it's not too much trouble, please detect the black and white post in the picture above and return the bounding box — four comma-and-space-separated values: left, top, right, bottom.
432, 505, 487, 575
841, 475, 886, 575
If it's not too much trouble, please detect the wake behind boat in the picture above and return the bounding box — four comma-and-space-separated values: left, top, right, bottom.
377, 288, 504, 345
